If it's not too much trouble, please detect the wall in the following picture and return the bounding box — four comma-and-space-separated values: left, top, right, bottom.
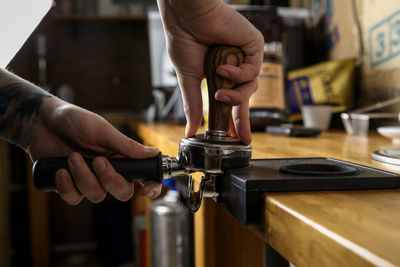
8, 9, 154, 113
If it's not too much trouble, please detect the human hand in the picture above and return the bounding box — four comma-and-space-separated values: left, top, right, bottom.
25, 97, 162, 205
157, 0, 264, 144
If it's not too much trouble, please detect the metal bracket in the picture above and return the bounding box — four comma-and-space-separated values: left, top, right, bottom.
187, 174, 221, 212
187, 175, 207, 212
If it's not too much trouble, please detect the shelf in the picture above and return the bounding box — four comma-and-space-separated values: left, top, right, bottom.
52, 13, 146, 22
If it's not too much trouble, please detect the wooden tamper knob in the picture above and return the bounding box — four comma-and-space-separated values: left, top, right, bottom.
205, 45, 245, 136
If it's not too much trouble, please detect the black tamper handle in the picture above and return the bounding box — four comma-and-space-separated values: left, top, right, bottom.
32, 153, 164, 192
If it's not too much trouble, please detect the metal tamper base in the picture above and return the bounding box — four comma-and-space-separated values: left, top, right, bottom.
179, 134, 252, 174
178, 133, 252, 212
172, 45, 253, 212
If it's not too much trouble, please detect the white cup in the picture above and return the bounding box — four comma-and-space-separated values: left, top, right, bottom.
301, 105, 332, 131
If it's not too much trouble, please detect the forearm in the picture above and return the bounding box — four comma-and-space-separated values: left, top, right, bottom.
0, 68, 52, 146
156, 0, 262, 51
156, 0, 224, 32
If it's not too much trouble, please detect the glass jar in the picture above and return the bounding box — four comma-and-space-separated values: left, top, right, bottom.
234, 6, 289, 131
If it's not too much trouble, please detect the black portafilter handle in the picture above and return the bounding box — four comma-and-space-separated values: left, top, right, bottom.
32, 153, 164, 192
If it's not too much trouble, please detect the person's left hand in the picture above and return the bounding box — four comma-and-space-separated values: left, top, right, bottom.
26, 97, 162, 205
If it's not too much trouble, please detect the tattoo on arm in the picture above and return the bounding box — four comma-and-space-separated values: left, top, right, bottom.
0, 68, 52, 145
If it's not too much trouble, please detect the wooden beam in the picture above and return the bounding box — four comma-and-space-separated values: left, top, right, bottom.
27, 157, 50, 267
0, 141, 11, 267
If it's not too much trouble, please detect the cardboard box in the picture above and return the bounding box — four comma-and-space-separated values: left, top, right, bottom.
310, 0, 400, 109
359, 0, 400, 108
305, 0, 360, 61
295, 0, 400, 109
361, 0, 400, 72
326, 0, 360, 61
360, 68, 400, 109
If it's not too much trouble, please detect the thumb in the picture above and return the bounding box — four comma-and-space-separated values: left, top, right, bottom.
101, 124, 159, 159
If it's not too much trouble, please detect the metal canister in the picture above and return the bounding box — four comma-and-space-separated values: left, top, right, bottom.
150, 190, 193, 267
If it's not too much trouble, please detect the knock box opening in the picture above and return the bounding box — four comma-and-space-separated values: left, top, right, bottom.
279, 163, 359, 177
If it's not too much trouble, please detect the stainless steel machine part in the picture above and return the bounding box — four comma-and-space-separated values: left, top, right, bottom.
161, 134, 252, 212
180, 135, 251, 211
162, 156, 187, 179
178, 135, 252, 174
150, 190, 192, 267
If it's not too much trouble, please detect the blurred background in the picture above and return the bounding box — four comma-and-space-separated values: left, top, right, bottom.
2, 0, 400, 266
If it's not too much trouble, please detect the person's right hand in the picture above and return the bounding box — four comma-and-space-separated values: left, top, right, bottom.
157, 0, 264, 144
24, 97, 162, 205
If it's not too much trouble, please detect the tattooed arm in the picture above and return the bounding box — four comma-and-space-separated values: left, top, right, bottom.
0, 69, 51, 146
0, 68, 162, 204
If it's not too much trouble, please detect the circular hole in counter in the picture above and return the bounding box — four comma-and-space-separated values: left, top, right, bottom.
279, 163, 359, 177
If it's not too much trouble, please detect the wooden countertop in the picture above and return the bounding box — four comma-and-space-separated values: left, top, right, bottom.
130, 121, 400, 267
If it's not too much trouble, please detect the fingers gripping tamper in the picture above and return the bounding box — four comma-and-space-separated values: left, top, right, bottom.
177, 45, 252, 211
32, 45, 252, 213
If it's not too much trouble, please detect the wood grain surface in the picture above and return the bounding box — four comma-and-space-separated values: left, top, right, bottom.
0, 142, 11, 267
27, 158, 50, 267
132, 122, 400, 267
205, 46, 244, 133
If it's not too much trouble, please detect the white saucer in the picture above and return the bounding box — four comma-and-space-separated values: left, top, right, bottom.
377, 126, 400, 143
